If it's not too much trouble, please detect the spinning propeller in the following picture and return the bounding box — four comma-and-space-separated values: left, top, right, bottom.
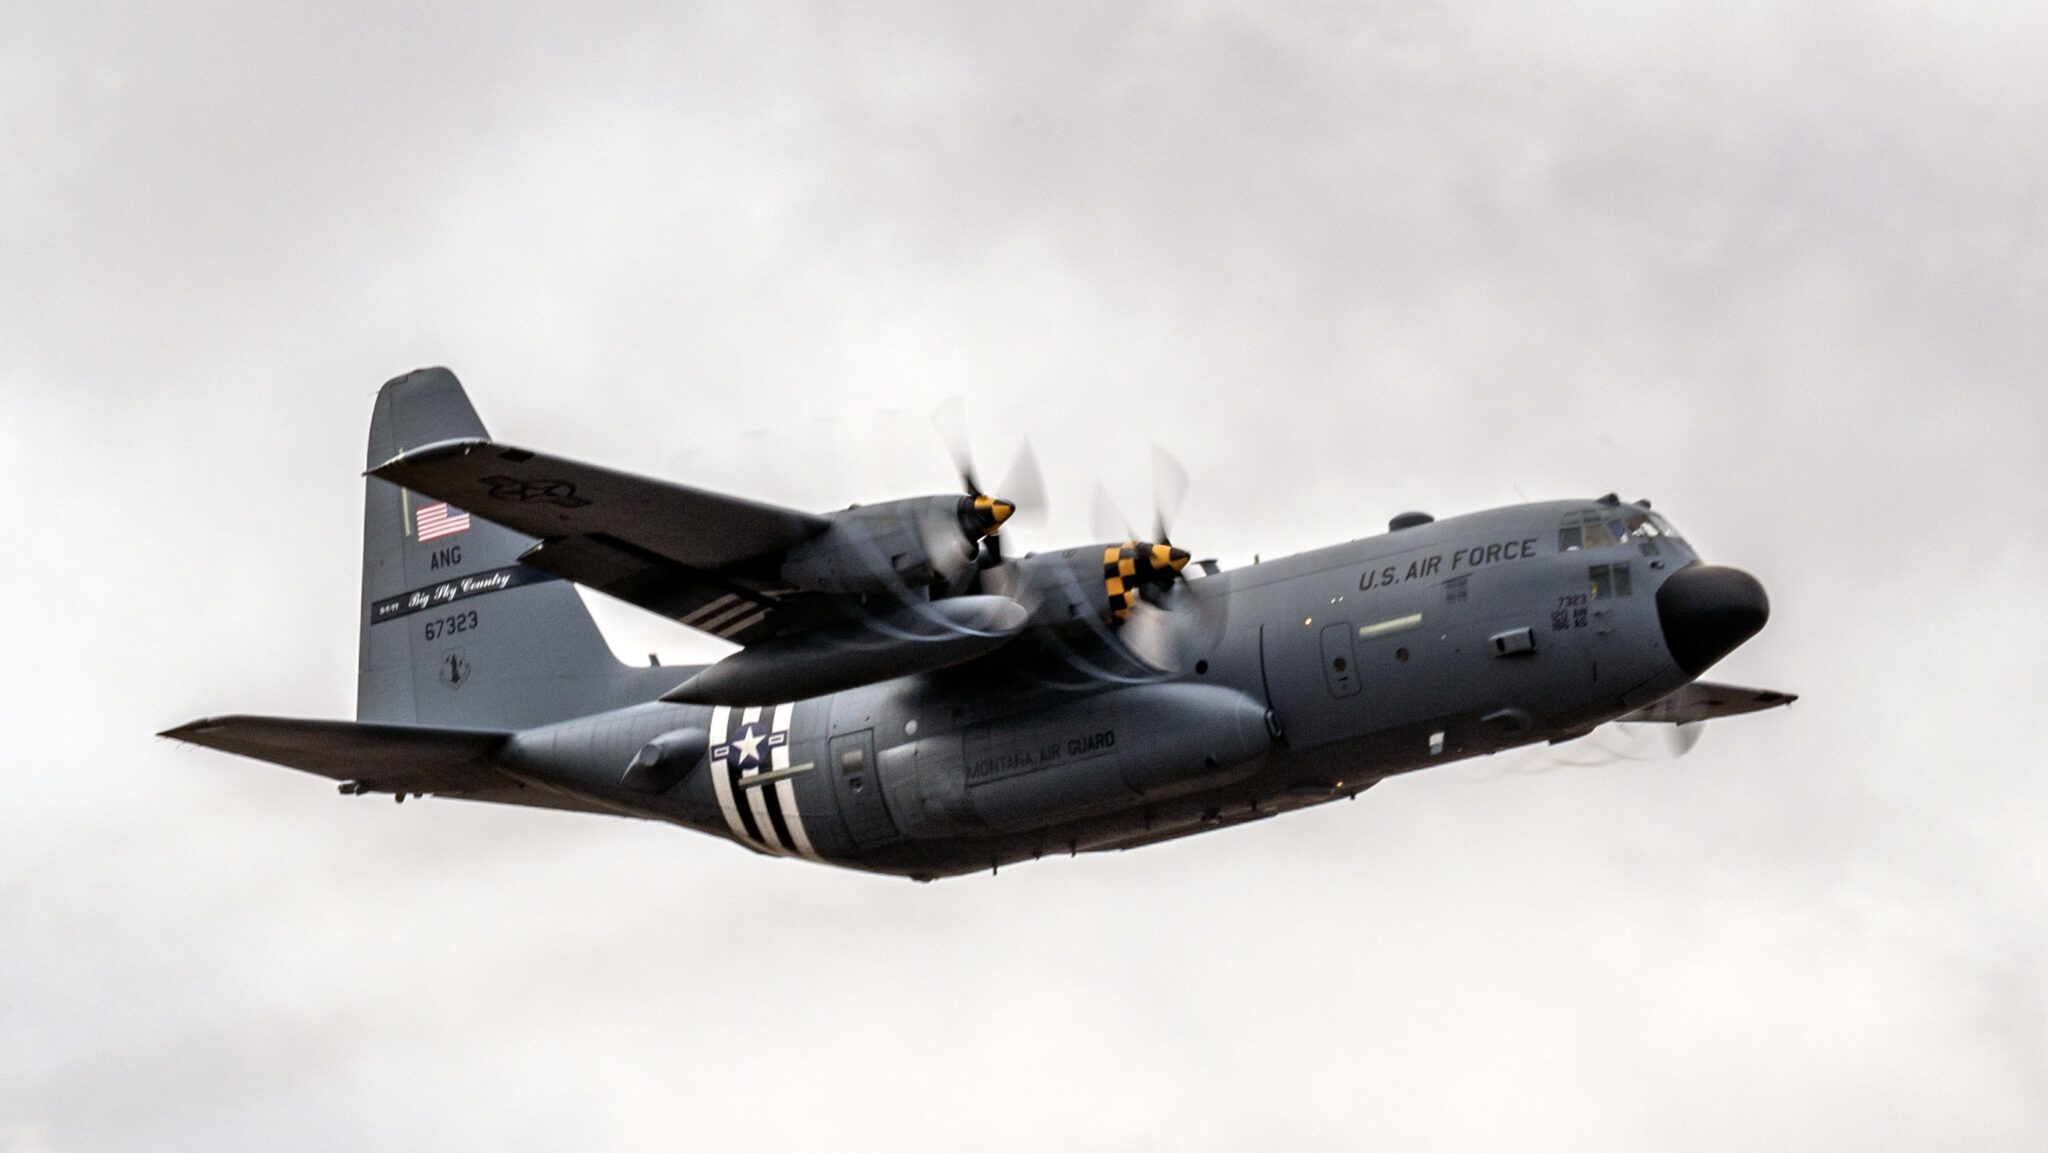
1089, 444, 1197, 613
1083, 447, 1221, 673
929, 403, 1218, 677
931, 398, 1048, 564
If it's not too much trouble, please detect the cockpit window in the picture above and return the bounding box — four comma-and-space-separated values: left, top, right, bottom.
1589, 562, 1633, 599
1557, 508, 1676, 555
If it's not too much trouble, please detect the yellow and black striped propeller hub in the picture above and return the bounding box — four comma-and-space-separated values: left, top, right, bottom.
1102, 541, 1192, 620
960, 493, 1017, 538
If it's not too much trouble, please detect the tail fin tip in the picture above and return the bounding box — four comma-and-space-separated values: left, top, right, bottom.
368, 367, 489, 470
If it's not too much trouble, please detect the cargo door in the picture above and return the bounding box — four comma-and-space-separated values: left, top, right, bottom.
829, 729, 899, 849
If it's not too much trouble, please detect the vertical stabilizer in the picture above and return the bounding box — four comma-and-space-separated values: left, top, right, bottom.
356, 368, 670, 728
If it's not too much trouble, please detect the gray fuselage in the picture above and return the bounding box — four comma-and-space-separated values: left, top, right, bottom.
499, 499, 1708, 880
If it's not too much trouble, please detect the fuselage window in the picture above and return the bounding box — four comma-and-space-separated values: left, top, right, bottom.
1443, 575, 1469, 604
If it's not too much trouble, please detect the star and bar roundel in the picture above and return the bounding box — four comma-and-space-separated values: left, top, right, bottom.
709, 704, 819, 860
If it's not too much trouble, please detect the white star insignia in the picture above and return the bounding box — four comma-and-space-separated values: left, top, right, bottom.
730, 727, 767, 767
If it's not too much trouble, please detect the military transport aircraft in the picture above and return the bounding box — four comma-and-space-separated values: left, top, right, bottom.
163, 368, 1793, 881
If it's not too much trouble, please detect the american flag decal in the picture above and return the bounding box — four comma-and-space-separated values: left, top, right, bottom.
415, 502, 471, 542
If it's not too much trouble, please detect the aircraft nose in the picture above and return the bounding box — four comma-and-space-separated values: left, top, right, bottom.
1656, 564, 1770, 675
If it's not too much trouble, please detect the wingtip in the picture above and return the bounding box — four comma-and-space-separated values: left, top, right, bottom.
158, 717, 223, 741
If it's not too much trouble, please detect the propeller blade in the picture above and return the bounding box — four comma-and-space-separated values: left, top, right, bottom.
1585, 722, 1701, 763
1665, 722, 1704, 757
1092, 483, 1134, 543
997, 441, 1049, 527
1119, 578, 1229, 673
1493, 722, 1693, 773
1150, 444, 1190, 545
975, 440, 1046, 569
930, 397, 980, 495
1118, 599, 1179, 672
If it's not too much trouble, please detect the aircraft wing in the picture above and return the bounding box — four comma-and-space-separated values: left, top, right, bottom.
1619, 681, 1797, 725
369, 438, 827, 569
369, 438, 834, 642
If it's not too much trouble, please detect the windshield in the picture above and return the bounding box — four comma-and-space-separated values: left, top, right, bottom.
1557, 508, 1678, 555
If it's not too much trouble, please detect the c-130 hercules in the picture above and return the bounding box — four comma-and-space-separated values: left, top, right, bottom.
164, 369, 1793, 881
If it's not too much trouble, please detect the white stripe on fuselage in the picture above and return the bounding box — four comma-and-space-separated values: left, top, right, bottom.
708, 705, 754, 848
769, 702, 817, 860
739, 705, 784, 853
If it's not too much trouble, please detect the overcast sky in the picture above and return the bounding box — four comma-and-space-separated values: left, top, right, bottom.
4, 2, 2045, 1150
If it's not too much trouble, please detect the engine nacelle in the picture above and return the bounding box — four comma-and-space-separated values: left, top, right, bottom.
779, 496, 984, 595
876, 683, 1274, 835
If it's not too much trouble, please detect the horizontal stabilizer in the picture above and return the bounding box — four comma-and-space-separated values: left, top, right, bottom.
368, 438, 828, 572
1619, 681, 1797, 725
160, 715, 513, 795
